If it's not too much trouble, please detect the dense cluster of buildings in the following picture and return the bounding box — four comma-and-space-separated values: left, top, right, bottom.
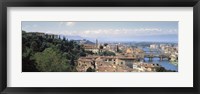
76, 56, 160, 72
75, 39, 178, 72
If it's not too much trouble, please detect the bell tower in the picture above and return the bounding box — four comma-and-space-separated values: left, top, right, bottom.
96, 39, 98, 48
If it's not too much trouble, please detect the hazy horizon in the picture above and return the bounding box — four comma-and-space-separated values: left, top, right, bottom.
22, 21, 178, 42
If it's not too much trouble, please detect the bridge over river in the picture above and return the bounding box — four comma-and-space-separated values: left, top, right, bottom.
143, 49, 170, 61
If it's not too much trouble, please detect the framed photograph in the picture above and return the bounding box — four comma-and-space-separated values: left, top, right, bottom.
0, 0, 199, 94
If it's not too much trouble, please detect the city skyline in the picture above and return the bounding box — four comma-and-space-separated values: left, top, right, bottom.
22, 21, 178, 42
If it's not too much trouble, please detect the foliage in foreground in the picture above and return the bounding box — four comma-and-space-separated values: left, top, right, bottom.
155, 67, 176, 72
34, 47, 69, 72
22, 31, 85, 72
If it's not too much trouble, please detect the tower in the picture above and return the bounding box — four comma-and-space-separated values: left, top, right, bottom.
96, 39, 98, 48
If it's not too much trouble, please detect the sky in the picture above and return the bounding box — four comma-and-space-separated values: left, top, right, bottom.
22, 21, 178, 42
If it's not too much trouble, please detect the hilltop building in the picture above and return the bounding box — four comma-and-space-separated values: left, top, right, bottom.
83, 39, 100, 53
26, 32, 45, 37
26, 32, 58, 39
45, 34, 58, 39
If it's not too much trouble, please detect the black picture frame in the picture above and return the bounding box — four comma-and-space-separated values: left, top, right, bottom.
0, 0, 200, 94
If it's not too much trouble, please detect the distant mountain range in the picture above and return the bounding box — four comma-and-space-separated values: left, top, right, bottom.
74, 40, 95, 45
131, 34, 178, 43
59, 35, 95, 44
59, 35, 84, 40
58, 34, 178, 43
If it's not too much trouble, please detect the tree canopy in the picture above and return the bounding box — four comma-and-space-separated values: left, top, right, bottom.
22, 31, 86, 72
34, 47, 69, 72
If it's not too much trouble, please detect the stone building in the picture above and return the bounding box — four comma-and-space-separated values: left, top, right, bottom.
46, 34, 58, 39
133, 62, 160, 72
83, 44, 99, 53
76, 56, 137, 72
26, 32, 45, 37
26, 32, 58, 39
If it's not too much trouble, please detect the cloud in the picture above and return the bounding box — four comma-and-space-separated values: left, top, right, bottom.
58, 22, 76, 27
24, 27, 177, 41
61, 28, 178, 39
66, 22, 75, 26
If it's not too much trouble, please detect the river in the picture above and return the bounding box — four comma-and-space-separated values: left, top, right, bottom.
142, 47, 178, 71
